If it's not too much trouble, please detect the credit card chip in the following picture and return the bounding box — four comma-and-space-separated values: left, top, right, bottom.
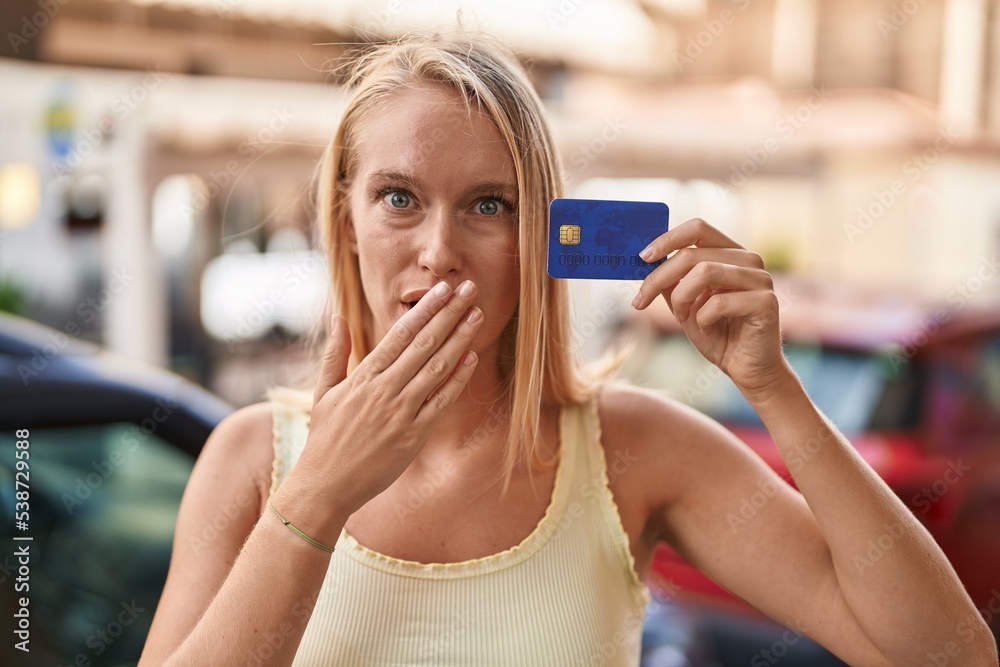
559, 224, 581, 245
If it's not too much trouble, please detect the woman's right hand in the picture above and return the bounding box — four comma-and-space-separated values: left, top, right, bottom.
287, 279, 483, 527
142, 287, 481, 665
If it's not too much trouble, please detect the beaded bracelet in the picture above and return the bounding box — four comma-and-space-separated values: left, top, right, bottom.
267, 500, 336, 553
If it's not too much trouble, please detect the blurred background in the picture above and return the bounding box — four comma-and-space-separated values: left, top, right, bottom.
1, 1, 999, 665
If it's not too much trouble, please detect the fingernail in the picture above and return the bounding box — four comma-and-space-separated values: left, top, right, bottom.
631, 291, 642, 308
466, 307, 482, 324
463, 351, 478, 366
433, 281, 450, 297
458, 281, 475, 298
639, 246, 654, 262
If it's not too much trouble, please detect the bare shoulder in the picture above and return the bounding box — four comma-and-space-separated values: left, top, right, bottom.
596, 381, 752, 528
211, 400, 275, 438
597, 381, 724, 439
196, 401, 276, 506
597, 381, 734, 461
207, 400, 275, 447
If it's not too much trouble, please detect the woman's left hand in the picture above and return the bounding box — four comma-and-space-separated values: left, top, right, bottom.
631, 217, 791, 400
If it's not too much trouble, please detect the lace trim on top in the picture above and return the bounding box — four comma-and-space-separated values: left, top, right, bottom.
587, 394, 651, 609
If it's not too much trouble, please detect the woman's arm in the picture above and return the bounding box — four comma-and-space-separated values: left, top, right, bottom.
141, 281, 484, 665
627, 217, 998, 665
138, 404, 349, 667
748, 364, 997, 664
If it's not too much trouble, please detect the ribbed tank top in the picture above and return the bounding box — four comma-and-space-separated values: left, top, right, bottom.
269, 395, 651, 666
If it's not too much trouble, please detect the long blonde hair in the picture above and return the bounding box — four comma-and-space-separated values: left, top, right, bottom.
274, 33, 605, 490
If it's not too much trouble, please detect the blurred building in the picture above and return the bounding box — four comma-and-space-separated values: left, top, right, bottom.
0, 0, 998, 404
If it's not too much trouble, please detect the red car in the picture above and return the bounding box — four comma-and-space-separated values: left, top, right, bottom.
617, 279, 1000, 663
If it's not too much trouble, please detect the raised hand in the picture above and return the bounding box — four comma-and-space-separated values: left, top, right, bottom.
631, 218, 790, 399
298, 280, 484, 518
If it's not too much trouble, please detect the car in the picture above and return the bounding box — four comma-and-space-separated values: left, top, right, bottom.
617, 278, 1000, 665
0, 312, 232, 667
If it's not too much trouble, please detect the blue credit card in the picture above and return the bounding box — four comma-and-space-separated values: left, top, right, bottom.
547, 198, 670, 280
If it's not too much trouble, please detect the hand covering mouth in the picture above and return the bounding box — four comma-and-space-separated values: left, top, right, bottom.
400, 287, 436, 311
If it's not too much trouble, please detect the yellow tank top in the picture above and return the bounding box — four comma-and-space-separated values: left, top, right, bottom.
269, 395, 651, 666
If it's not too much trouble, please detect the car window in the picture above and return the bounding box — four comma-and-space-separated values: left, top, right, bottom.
621, 335, 888, 433
927, 334, 1000, 448
1, 423, 193, 666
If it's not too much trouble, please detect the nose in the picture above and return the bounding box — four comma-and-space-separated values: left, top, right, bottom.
417, 208, 463, 278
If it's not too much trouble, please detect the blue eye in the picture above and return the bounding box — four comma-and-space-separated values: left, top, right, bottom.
384, 191, 410, 209
478, 199, 500, 216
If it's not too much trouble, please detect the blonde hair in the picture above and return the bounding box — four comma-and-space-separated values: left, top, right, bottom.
273, 33, 608, 490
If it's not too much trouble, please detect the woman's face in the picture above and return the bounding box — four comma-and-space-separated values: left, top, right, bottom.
347, 84, 520, 358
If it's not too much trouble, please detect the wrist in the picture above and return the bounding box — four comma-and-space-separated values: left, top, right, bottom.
736, 358, 804, 409
267, 500, 337, 553
269, 475, 351, 548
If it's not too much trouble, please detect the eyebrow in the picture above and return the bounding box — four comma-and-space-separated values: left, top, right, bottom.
368, 169, 420, 190
465, 180, 518, 199
367, 169, 517, 201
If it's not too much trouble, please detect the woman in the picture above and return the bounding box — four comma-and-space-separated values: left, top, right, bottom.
140, 34, 997, 666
